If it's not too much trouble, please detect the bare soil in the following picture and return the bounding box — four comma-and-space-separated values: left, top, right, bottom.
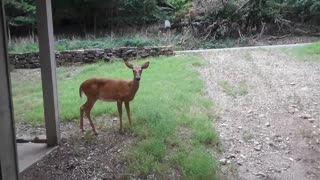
199, 47, 320, 180
20, 116, 138, 180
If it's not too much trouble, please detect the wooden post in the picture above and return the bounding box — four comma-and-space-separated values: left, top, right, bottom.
36, 0, 60, 146
0, 0, 19, 179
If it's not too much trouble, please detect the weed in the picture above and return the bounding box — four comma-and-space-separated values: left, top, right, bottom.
242, 130, 254, 142
175, 148, 218, 180
219, 80, 248, 97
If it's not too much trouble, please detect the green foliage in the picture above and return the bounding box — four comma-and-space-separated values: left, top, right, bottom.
287, 0, 320, 17
168, 0, 192, 13
176, 148, 218, 180
218, 80, 249, 98
128, 138, 166, 175
5, 0, 36, 27
302, 41, 320, 54
192, 120, 218, 145
9, 35, 166, 53
282, 41, 320, 61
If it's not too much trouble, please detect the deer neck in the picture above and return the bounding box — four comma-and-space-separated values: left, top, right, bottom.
129, 80, 140, 96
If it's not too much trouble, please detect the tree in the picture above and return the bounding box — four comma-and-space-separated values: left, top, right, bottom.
5, 0, 36, 42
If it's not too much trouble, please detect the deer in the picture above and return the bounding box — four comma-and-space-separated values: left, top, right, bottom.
79, 61, 150, 135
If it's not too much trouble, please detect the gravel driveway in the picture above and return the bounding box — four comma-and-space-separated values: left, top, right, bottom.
196, 47, 320, 180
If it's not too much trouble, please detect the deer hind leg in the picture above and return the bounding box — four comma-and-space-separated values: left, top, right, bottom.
80, 105, 85, 132
117, 101, 124, 132
81, 98, 98, 135
125, 102, 132, 127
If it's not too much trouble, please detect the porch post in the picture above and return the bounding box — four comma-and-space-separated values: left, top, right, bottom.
36, 0, 60, 146
0, 0, 19, 179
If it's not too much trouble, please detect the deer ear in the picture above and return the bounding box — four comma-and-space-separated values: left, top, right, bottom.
141, 62, 150, 69
124, 61, 133, 69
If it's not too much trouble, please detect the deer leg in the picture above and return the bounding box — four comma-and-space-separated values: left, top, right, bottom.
80, 106, 85, 132
80, 101, 88, 132
84, 99, 98, 135
125, 102, 132, 127
117, 101, 123, 132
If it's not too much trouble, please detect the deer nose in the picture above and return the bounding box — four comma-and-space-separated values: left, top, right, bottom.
136, 77, 141, 81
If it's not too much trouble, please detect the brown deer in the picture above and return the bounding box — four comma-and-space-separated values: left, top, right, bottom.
79, 61, 150, 135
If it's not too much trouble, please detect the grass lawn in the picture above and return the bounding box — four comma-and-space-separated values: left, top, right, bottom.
282, 41, 320, 61
11, 55, 220, 179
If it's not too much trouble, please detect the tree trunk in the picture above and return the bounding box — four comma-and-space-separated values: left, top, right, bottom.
31, 27, 35, 42
93, 12, 97, 38
110, 0, 114, 39
8, 25, 11, 46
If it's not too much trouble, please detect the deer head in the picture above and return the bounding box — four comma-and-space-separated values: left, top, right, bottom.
125, 61, 150, 81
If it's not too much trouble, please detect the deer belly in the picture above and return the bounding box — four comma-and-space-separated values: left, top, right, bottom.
98, 95, 118, 102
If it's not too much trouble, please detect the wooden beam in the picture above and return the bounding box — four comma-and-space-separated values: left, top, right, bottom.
36, 0, 60, 146
0, 0, 19, 179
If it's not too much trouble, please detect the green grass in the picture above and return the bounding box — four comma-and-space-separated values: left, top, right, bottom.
282, 41, 320, 61
8, 34, 246, 53
11, 56, 219, 179
218, 80, 248, 98
8, 35, 169, 54
176, 148, 218, 179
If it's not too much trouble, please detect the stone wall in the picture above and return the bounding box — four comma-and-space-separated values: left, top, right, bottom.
9, 46, 174, 69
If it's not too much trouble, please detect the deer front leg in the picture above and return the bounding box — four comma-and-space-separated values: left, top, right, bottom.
117, 101, 123, 132
125, 102, 132, 127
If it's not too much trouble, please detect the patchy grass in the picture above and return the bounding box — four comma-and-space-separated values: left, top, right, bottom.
218, 80, 249, 98
8, 35, 170, 53
175, 148, 218, 180
242, 130, 255, 142
9, 34, 246, 53
282, 41, 320, 61
11, 56, 219, 178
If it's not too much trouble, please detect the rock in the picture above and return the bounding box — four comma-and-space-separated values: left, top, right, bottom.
9, 46, 174, 69
219, 158, 227, 165
254, 145, 262, 151
147, 174, 155, 179
265, 122, 270, 127
238, 126, 243, 129
301, 114, 312, 119
254, 141, 260, 145
309, 118, 315, 123
237, 159, 243, 166
254, 172, 267, 177
227, 154, 236, 159
288, 106, 298, 114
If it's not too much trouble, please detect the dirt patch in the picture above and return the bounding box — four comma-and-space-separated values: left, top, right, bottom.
19, 116, 137, 180
200, 48, 320, 180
